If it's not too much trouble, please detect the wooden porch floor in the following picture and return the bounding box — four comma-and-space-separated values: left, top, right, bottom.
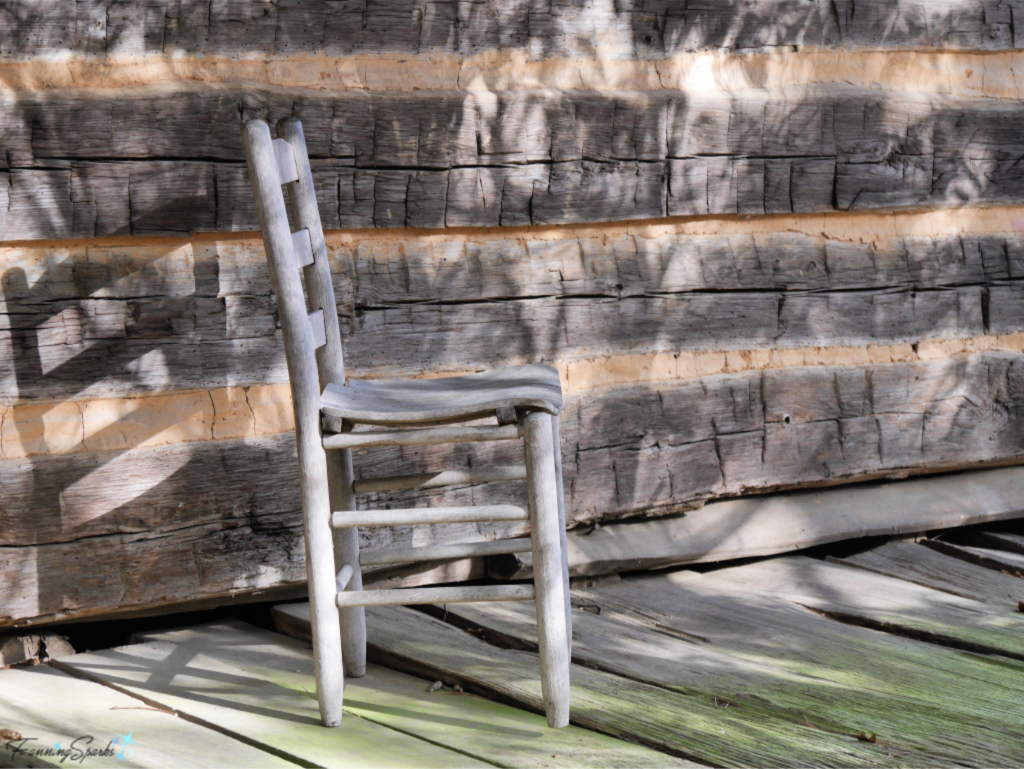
276, 531, 1024, 767
4, 529, 1024, 767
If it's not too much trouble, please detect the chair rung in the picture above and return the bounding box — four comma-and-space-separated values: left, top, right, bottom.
336, 583, 535, 608
353, 465, 527, 494
359, 538, 532, 566
332, 505, 528, 529
323, 424, 520, 450
336, 564, 354, 591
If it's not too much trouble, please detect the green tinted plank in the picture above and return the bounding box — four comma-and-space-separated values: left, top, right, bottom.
347, 606, 893, 767
443, 583, 1024, 767
55, 623, 486, 769
144, 616, 684, 769
0, 664, 294, 768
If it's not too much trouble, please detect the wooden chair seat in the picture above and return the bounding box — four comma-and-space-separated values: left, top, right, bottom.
321, 364, 563, 426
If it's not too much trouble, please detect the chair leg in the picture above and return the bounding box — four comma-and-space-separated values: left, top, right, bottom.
550, 414, 572, 657
522, 410, 571, 728
327, 448, 367, 678
298, 446, 345, 726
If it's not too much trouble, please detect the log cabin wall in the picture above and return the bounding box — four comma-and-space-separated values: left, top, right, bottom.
5, 0, 1024, 626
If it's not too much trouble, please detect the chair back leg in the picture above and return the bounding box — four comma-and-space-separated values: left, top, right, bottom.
550, 414, 572, 656
327, 447, 367, 677
522, 410, 572, 728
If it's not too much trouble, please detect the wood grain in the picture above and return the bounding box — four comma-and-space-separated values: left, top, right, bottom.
495, 466, 1024, 579
62, 620, 686, 769
440, 588, 1024, 765
1, 0, 1018, 61
7, 350, 1024, 626
5, 230, 1024, 403
834, 540, 1024, 607
8, 88, 1024, 236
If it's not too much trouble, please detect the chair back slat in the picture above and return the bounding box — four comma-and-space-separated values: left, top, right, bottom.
273, 137, 299, 184
277, 117, 347, 391
308, 308, 327, 349
292, 228, 315, 267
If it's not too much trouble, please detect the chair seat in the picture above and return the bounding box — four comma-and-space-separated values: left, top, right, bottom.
320, 364, 563, 426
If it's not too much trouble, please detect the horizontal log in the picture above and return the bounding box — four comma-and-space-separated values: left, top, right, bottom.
6, 351, 1024, 626
7, 88, 1024, 237
5, 351, 1024, 548
490, 466, 1024, 579
1, 0, 1015, 61
6, 230, 1024, 402
335, 584, 534, 608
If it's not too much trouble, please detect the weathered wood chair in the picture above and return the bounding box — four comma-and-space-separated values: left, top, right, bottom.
242, 118, 571, 728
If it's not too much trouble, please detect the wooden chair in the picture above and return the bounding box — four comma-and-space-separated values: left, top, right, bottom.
241, 118, 571, 728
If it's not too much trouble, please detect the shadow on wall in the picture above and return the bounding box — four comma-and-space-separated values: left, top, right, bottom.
3, 0, 1024, 621
2, 0, 1024, 238
0, 0, 1013, 59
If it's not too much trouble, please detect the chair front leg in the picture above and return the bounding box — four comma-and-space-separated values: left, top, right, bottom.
522, 410, 571, 728
297, 444, 345, 726
550, 414, 572, 657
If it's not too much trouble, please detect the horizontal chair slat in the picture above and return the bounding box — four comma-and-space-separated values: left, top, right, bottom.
336, 584, 535, 608
273, 137, 298, 184
359, 538, 533, 566
323, 424, 520, 450
353, 465, 528, 494
308, 308, 326, 349
291, 228, 315, 267
331, 505, 529, 529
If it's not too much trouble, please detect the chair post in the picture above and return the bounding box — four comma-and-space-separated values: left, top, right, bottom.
327, 447, 367, 677
550, 414, 572, 656
521, 410, 571, 728
242, 120, 344, 727
276, 117, 367, 676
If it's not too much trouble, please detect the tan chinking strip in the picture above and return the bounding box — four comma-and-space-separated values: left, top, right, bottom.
4, 204, 1024, 251
3, 49, 1024, 98
2, 333, 1023, 460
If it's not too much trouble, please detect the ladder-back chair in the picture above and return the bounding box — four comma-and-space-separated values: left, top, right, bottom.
242, 118, 572, 728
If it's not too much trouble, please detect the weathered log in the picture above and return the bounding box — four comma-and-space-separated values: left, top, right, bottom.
492, 466, 1024, 579
5, 351, 1024, 626
0, 0, 1017, 60
4, 231, 1024, 401
7, 89, 1024, 236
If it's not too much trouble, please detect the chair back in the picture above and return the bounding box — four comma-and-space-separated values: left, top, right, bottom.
241, 118, 346, 411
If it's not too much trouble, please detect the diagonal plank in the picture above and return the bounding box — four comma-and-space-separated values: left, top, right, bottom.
707, 556, 1024, 659
0, 664, 295, 769
568, 571, 1024, 733
943, 529, 1024, 556
279, 603, 897, 767
833, 541, 1024, 608
60, 619, 674, 769
924, 539, 1024, 574
440, 584, 1024, 766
